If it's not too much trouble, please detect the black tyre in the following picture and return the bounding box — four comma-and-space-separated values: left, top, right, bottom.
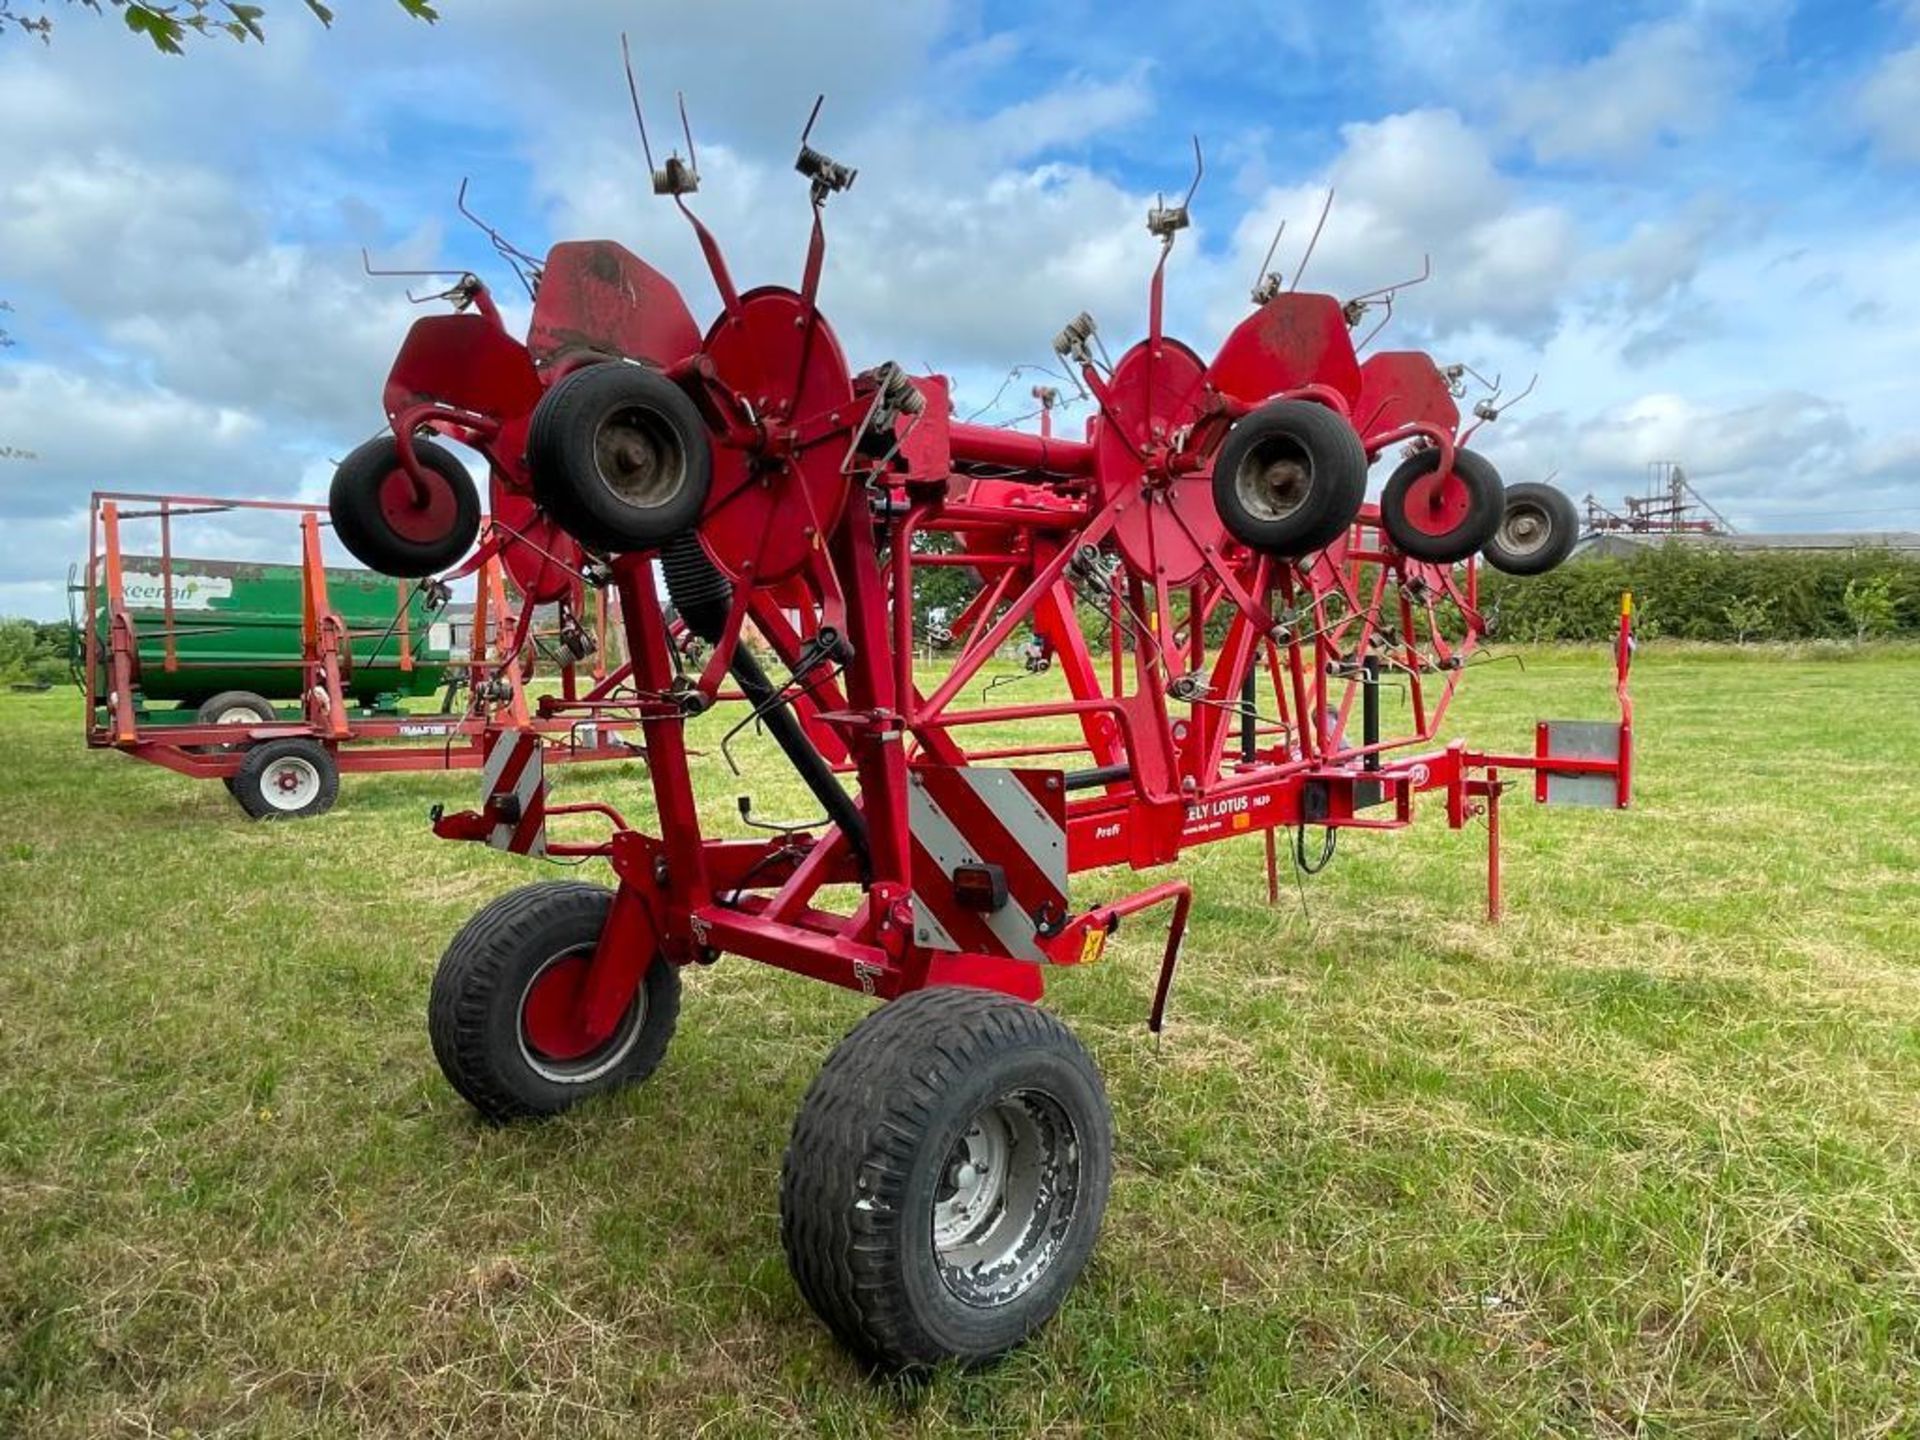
230, 737, 339, 820
527, 363, 712, 553
428, 882, 680, 1122
1211, 399, 1368, 557
329, 435, 481, 578
1483, 480, 1580, 576
190, 690, 277, 757
1380, 447, 1505, 564
780, 986, 1113, 1370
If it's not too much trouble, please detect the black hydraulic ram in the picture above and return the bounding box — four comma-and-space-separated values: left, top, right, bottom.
660, 535, 873, 880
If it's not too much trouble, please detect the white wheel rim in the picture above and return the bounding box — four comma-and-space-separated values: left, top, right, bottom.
262, 756, 322, 811
215, 705, 264, 726
931, 1089, 1083, 1308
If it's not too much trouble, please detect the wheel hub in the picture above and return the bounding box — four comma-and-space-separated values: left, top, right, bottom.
595, 405, 686, 509
517, 950, 647, 1082
931, 1090, 1082, 1308
263, 757, 321, 810
1500, 503, 1549, 554
1237, 437, 1312, 523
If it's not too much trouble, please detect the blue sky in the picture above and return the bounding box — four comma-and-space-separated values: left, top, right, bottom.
2, 0, 1918, 617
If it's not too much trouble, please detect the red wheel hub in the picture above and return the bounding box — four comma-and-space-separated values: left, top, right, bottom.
1401, 463, 1472, 537
377, 466, 459, 544
520, 953, 607, 1062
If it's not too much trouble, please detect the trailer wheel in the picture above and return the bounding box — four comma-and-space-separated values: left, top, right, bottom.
527, 363, 712, 554
428, 883, 680, 1122
1483, 480, 1580, 576
1210, 399, 1368, 557
780, 987, 1113, 1370
329, 435, 481, 578
230, 737, 339, 820
1380, 447, 1505, 564
190, 690, 277, 757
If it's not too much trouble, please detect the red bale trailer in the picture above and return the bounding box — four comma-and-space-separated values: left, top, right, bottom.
82, 491, 643, 819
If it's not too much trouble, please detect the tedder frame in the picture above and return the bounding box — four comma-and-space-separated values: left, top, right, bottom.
323, 72, 1632, 1370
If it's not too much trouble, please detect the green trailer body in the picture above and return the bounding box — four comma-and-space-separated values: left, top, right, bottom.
97, 555, 456, 710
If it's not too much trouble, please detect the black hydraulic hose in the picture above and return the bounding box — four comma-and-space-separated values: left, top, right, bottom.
660, 536, 871, 879
1062, 762, 1132, 792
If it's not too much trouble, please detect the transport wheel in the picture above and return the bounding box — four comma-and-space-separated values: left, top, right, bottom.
230, 737, 339, 820
527, 363, 712, 553
191, 690, 276, 759
428, 882, 680, 1122
329, 435, 482, 578
1380, 447, 1505, 564
1210, 399, 1368, 558
780, 986, 1113, 1370
196, 690, 277, 727
1483, 480, 1580, 576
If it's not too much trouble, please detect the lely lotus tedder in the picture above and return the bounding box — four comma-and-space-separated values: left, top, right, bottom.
330, 77, 1631, 1369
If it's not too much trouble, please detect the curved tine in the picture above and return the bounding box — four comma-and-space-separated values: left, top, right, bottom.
1289, 187, 1335, 292
1251, 218, 1287, 293
677, 90, 698, 175
1182, 134, 1205, 209
361, 247, 469, 281
621, 33, 657, 174
1347, 252, 1431, 308
1457, 362, 1500, 395
455, 177, 544, 271
1355, 293, 1396, 352
799, 93, 825, 148
1499, 372, 1540, 416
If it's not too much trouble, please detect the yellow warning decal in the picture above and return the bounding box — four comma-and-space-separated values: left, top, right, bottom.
1078, 928, 1109, 965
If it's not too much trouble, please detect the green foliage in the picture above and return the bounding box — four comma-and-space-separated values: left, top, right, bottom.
1843, 574, 1900, 643
0, 0, 434, 52
1481, 544, 1920, 644
0, 618, 74, 684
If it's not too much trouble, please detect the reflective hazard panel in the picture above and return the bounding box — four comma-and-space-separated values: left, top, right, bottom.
479, 727, 548, 856
907, 765, 1068, 963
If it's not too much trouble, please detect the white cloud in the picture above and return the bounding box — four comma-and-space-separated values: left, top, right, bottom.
1510, 19, 1743, 164
1859, 45, 1920, 165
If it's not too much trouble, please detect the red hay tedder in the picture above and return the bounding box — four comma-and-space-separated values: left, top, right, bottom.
329, 82, 1630, 1369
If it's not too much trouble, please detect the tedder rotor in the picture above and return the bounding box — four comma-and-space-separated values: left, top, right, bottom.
330, 82, 1625, 1370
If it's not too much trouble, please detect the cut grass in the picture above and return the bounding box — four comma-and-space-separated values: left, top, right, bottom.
3, 645, 1919, 1436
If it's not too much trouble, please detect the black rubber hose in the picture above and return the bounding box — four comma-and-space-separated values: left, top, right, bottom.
660, 536, 871, 879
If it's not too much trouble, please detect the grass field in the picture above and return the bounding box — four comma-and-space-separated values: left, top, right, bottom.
4, 645, 1919, 1437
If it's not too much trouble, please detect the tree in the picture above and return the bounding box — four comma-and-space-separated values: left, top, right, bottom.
1842, 575, 1898, 644
0, 0, 435, 54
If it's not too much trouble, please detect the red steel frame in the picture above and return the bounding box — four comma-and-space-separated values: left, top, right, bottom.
392, 117, 1635, 1045
83, 490, 643, 783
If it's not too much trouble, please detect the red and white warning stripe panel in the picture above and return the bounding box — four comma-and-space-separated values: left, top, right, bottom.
907, 765, 1068, 962
479, 727, 548, 856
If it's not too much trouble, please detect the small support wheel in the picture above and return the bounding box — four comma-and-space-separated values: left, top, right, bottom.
1380, 446, 1505, 564
427, 882, 680, 1122
780, 986, 1113, 1370
329, 435, 481, 578
527, 363, 713, 554
229, 737, 338, 820
1483, 480, 1580, 575
1210, 399, 1368, 557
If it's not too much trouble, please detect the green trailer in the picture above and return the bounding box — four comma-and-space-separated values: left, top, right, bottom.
93, 553, 457, 715
83, 492, 637, 821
